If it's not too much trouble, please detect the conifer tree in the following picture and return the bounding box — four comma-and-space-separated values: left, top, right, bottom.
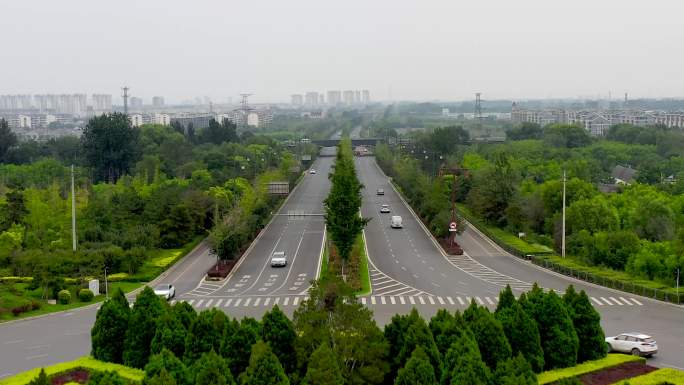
492, 353, 537, 385
145, 369, 177, 385
192, 350, 236, 385
184, 309, 229, 363
441, 334, 490, 385
89, 370, 126, 385
151, 311, 187, 359
239, 340, 289, 385
123, 287, 165, 368
92, 288, 131, 363
262, 306, 297, 373
563, 286, 606, 362
143, 348, 190, 385
495, 285, 516, 313
495, 301, 544, 372
394, 347, 437, 385
27, 369, 49, 385
463, 301, 512, 369
303, 343, 344, 385
537, 291, 579, 369
221, 318, 260, 377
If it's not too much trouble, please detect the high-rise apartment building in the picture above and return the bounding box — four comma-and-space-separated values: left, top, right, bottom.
343, 90, 354, 105
354, 90, 361, 104
152, 96, 165, 108
91, 94, 112, 112
362, 90, 370, 104
327, 90, 341, 106
130, 97, 143, 110
291, 94, 303, 106
305, 92, 320, 107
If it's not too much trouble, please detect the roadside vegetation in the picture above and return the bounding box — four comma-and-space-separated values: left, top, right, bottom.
322, 137, 370, 293
376, 121, 684, 301
0, 116, 305, 319
10, 279, 604, 384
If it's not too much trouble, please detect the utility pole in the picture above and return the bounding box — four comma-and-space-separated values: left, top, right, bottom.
562, 170, 567, 258
71, 165, 77, 251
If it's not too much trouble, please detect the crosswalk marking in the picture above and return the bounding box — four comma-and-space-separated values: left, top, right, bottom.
196, 299, 204, 307
447, 297, 455, 305
390, 296, 396, 305
428, 296, 435, 305
224, 298, 232, 307
381, 296, 386, 305
294, 297, 300, 306
437, 297, 445, 305
457, 297, 465, 305
243, 298, 252, 306
600, 297, 613, 305
283, 297, 289, 306
619, 297, 633, 306
630, 298, 643, 306
419, 296, 426, 305
485, 297, 495, 305
590, 297, 603, 306
215, 299, 223, 307
371, 296, 376, 305
400, 296, 406, 305
234, 298, 242, 307
205, 299, 213, 307
476, 297, 484, 305
361, 297, 367, 305
610, 297, 623, 306
274, 297, 280, 305
254, 298, 261, 307
187, 299, 195, 305
409, 296, 416, 305
264, 298, 270, 307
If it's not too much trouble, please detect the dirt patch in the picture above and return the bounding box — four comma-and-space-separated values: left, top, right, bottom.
437, 237, 463, 255
206, 259, 238, 280
51, 369, 89, 385
569, 361, 658, 385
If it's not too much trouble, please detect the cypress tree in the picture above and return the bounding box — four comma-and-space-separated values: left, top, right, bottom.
262, 306, 297, 373
537, 291, 579, 369
430, 309, 470, 358
27, 369, 49, 385
145, 369, 177, 385
92, 288, 131, 363
441, 334, 490, 385
184, 309, 229, 363
394, 347, 437, 385
463, 301, 512, 369
172, 301, 197, 330
89, 371, 126, 385
495, 302, 544, 372
496, 285, 516, 313
151, 311, 187, 359
385, 309, 441, 381
239, 340, 289, 385
221, 318, 260, 377
192, 350, 236, 385
123, 287, 165, 368
303, 343, 344, 385
563, 287, 606, 362
492, 353, 537, 385
143, 348, 190, 385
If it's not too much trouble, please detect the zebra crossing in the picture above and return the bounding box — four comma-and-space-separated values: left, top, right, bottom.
185, 280, 223, 296
369, 262, 429, 296
446, 254, 533, 291
169, 294, 645, 311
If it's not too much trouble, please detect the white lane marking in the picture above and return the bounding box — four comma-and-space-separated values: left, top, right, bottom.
390, 296, 396, 305
590, 297, 604, 306
630, 298, 643, 306
224, 298, 233, 307
254, 298, 261, 307
437, 297, 445, 305
264, 298, 271, 307
418, 297, 426, 305
283, 297, 290, 306
26, 354, 48, 360
409, 296, 416, 305
294, 297, 300, 306
399, 296, 406, 305
205, 299, 214, 307
619, 297, 633, 306
428, 296, 435, 305
215, 299, 223, 307
457, 297, 465, 305
600, 297, 613, 305
234, 298, 242, 307
476, 297, 484, 305
3, 340, 24, 345
196, 299, 204, 307
610, 297, 623, 306
381, 296, 386, 305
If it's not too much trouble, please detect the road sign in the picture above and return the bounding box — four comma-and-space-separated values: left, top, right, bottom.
449, 222, 458, 232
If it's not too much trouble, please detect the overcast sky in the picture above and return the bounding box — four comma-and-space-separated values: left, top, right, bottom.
2, 0, 683, 104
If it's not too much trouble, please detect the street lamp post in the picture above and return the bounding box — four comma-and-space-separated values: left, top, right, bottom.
104, 266, 109, 299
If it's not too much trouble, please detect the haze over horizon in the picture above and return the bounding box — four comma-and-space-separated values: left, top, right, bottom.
2, 0, 683, 104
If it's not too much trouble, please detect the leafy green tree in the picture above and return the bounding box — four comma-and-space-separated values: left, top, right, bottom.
440, 334, 490, 385
2, 189, 28, 229
563, 286, 606, 362
566, 197, 619, 235
543, 124, 591, 148
184, 308, 230, 363
145, 369, 177, 385
198, 119, 239, 145
507, 122, 543, 141
143, 348, 190, 385
632, 197, 675, 241
239, 340, 289, 385
394, 347, 437, 385
191, 350, 236, 385
463, 301, 512, 369
261, 306, 297, 373
27, 368, 49, 385
89, 370, 126, 385
495, 301, 544, 372
467, 152, 517, 227
0, 119, 17, 163
81, 113, 140, 183
492, 353, 537, 385
535, 290, 579, 369
302, 343, 344, 385
221, 318, 260, 377
91, 288, 131, 363
151, 311, 187, 359
123, 287, 165, 368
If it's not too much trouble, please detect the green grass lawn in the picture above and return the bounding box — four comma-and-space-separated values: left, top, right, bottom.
537, 354, 644, 384
0, 281, 141, 322
0, 356, 144, 385
357, 232, 371, 296
610, 368, 684, 385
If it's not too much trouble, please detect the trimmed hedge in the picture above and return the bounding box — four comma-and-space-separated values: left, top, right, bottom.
612, 368, 684, 385
537, 354, 644, 385
78, 289, 94, 302
57, 290, 71, 304
0, 356, 144, 385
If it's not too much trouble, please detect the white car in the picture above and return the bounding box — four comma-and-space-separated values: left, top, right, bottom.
390, 215, 403, 228
380, 204, 390, 213
271, 251, 287, 267
309, 169, 317, 174
605, 333, 658, 357
153, 284, 175, 300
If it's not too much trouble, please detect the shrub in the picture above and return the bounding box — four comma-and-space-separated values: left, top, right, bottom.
31, 300, 41, 310
79, 289, 95, 302
58, 289, 72, 304
12, 304, 30, 316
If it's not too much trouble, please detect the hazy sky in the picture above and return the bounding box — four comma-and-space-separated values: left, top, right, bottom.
2, 0, 683, 104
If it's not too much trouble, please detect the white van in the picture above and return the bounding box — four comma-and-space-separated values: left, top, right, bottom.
390, 216, 403, 228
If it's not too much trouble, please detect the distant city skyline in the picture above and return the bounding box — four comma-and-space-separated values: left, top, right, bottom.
1, 0, 683, 103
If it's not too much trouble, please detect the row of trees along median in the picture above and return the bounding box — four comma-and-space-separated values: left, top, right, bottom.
324, 137, 369, 287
